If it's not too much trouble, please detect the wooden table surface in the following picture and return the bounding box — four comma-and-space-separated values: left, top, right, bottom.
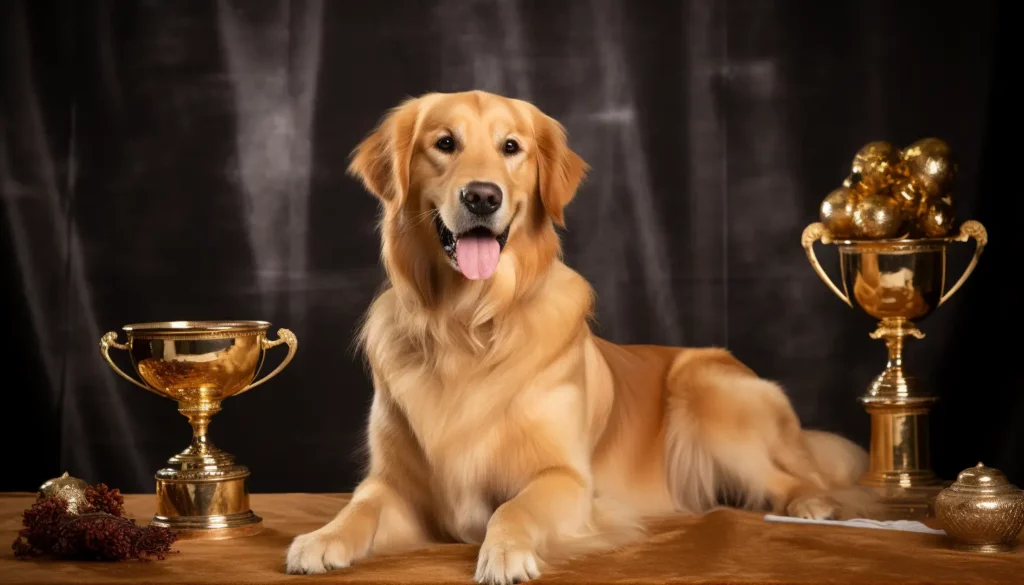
1, 492, 1021, 584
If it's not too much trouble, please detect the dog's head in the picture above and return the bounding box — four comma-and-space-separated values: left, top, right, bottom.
348, 91, 588, 304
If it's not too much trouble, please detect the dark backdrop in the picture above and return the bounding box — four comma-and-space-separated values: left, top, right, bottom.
2, 0, 1020, 494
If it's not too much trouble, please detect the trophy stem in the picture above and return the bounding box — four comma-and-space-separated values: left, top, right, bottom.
166, 401, 235, 468
182, 401, 219, 455
153, 399, 261, 539
858, 317, 945, 520
865, 317, 925, 401
883, 331, 905, 373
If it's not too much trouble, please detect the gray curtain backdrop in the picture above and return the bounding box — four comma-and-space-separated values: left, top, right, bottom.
2, 0, 1019, 493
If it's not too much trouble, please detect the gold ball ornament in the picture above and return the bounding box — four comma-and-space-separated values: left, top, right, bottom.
39, 471, 90, 514
892, 177, 926, 217
900, 137, 956, 197
917, 198, 956, 237
851, 141, 900, 189
852, 193, 905, 239
819, 187, 861, 238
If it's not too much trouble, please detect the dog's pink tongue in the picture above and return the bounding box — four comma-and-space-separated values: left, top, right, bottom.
456, 236, 501, 280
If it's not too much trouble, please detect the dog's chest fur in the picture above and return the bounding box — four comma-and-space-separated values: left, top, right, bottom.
361, 266, 601, 543
389, 342, 590, 542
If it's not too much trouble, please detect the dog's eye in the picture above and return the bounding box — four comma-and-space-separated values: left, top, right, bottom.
435, 136, 456, 153
503, 139, 520, 156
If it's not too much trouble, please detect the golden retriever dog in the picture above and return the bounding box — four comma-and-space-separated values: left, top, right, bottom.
285, 90, 869, 584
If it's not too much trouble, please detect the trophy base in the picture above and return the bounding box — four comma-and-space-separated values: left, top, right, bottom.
854, 481, 949, 522
150, 510, 264, 540
857, 366, 946, 523
152, 459, 263, 540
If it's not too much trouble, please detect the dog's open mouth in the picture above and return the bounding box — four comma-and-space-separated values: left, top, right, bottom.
435, 214, 510, 281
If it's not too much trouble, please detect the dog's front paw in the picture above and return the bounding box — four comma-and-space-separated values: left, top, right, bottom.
474, 537, 541, 585
285, 530, 352, 575
786, 494, 838, 520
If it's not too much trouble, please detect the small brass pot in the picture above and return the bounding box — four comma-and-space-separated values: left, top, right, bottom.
935, 462, 1024, 553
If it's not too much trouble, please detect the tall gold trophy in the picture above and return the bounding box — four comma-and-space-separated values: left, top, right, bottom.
802, 138, 987, 520
100, 321, 297, 539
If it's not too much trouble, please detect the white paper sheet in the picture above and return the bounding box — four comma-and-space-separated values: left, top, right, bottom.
764, 514, 946, 535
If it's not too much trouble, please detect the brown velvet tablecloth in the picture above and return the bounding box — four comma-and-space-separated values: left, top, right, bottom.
1, 492, 1021, 584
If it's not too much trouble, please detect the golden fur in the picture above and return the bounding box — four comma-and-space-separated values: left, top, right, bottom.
285, 90, 870, 584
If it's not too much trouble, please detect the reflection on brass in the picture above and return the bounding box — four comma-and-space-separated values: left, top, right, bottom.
100, 321, 298, 539
802, 220, 987, 520
935, 463, 1024, 553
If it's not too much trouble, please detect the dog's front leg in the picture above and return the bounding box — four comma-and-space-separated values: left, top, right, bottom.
285, 476, 427, 574
286, 375, 431, 575
475, 466, 590, 585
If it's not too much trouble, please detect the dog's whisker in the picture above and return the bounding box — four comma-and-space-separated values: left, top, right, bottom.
393, 211, 437, 237
405, 209, 439, 228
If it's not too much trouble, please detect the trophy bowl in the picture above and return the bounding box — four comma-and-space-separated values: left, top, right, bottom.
100, 320, 297, 539
841, 239, 945, 322
802, 220, 987, 519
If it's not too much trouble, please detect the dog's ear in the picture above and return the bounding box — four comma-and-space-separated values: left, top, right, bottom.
534, 110, 588, 227
348, 97, 422, 204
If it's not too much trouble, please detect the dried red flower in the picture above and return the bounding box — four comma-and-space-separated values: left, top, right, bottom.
12, 483, 177, 562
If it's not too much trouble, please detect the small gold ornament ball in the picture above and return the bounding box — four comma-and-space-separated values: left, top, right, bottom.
917, 198, 956, 237
852, 193, 904, 239
892, 177, 925, 217
819, 187, 860, 238
901, 137, 956, 197
39, 471, 90, 514
851, 141, 900, 189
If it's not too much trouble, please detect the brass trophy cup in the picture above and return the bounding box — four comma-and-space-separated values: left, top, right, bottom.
100, 321, 297, 539
802, 217, 986, 519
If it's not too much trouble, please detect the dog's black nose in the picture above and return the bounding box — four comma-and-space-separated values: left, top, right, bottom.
460, 182, 503, 216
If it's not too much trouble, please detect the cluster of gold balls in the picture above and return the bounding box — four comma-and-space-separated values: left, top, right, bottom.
819, 138, 958, 239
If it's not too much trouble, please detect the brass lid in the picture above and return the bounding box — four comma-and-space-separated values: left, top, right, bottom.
947, 462, 1022, 496
39, 471, 89, 496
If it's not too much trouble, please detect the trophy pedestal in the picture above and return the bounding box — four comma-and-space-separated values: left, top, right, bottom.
853, 319, 949, 521
150, 434, 263, 540
856, 483, 947, 521
855, 396, 949, 520
152, 468, 263, 540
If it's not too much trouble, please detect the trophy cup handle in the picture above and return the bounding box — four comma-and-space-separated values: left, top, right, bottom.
99, 331, 164, 397
237, 328, 298, 395
801, 222, 853, 308
939, 220, 988, 306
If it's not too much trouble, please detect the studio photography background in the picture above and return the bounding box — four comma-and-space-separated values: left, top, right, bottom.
2, 0, 1020, 495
